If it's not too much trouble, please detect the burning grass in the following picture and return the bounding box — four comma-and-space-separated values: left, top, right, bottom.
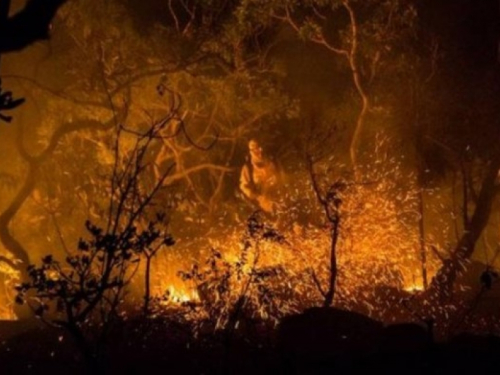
148, 150, 446, 328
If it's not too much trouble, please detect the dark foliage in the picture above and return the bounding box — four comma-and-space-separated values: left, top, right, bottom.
177, 211, 290, 332
0, 0, 67, 53
0, 79, 25, 123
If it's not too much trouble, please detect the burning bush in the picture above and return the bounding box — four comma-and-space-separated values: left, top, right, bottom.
168, 212, 302, 332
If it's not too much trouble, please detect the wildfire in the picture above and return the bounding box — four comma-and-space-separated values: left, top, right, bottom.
164, 285, 199, 305
145, 144, 443, 324
403, 283, 425, 293
0, 256, 20, 320
0, 138, 444, 324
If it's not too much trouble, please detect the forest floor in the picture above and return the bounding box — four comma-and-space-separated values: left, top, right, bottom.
1, 297, 500, 375
1, 262, 499, 374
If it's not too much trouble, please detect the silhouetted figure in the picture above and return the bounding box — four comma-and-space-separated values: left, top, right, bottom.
239, 139, 284, 214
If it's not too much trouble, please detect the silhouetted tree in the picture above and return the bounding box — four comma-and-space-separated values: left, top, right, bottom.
15, 108, 179, 370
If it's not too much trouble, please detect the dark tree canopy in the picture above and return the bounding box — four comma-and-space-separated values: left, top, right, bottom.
0, 0, 67, 53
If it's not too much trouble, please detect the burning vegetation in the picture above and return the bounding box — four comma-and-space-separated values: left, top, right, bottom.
1, 0, 500, 373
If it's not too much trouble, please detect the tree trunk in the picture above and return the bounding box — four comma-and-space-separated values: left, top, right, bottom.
417, 188, 428, 289
0, 162, 36, 275
0, 162, 37, 319
428, 154, 500, 299
323, 219, 339, 307
344, 1, 369, 171
143, 255, 152, 316
0, 168, 35, 320
413, 80, 429, 290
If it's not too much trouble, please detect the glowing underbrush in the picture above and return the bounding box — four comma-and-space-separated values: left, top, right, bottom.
149, 157, 445, 329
